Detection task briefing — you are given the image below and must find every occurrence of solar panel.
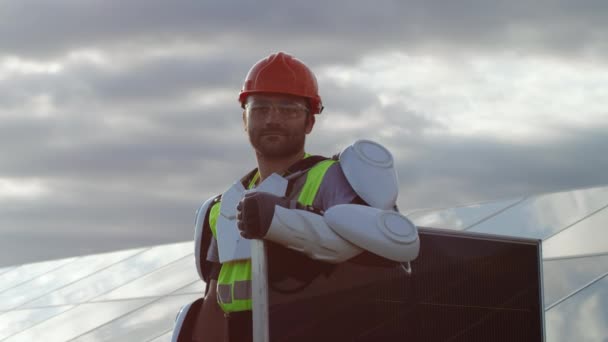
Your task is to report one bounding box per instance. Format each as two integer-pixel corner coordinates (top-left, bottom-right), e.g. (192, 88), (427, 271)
(265, 228), (544, 341)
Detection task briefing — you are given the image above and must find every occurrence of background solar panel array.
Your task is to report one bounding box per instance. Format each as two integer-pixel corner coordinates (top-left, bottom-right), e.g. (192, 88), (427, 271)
(1, 185), (607, 341)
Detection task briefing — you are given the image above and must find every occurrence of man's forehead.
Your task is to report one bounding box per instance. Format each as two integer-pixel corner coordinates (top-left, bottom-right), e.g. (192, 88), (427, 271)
(247, 93), (308, 104)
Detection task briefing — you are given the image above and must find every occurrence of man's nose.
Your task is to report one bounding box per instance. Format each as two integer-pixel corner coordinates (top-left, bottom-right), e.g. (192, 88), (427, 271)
(264, 106), (284, 123)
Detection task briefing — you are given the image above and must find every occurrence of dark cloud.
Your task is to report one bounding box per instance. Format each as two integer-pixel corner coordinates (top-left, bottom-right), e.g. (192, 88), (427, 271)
(2, 0), (607, 62)
(1, 0), (607, 266)
(392, 125), (608, 210)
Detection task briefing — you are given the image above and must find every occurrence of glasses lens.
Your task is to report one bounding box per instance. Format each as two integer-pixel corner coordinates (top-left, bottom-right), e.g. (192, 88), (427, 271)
(247, 102), (309, 120)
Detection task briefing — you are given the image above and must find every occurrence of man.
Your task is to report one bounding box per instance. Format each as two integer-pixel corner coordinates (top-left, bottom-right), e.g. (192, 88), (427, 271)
(173, 52), (419, 342)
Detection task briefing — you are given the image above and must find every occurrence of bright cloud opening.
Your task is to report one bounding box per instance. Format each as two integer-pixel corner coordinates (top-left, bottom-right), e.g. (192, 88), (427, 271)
(0, 178), (49, 200)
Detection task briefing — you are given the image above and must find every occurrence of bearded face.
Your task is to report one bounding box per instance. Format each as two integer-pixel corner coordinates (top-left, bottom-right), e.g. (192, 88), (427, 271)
(247, 119), (308, 159)
(244, 94), (314, 160)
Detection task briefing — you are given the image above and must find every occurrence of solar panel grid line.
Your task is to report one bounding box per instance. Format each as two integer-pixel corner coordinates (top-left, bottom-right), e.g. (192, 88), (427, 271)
(84, 294), (180, 304)
(22, 245), (195, 308)
(405, 196), (525, 217)
(85, 253), (194, 303)
(65, 292), (199, 341)
(0, 304), (82, 341)
(170, 279), (204, 295)
(144, 329), (172, 342)
(416, 301), (534, 313)
(0, 247), (195, 341)
(2, 298), (155, 342)
(543, 249), (608, 262)
(172, 279), (204, 295)
(0, 258), (78, 296)
(544, 271), (608, 311)
(462, 196), (530, 231)
(439, 291), (531, 342)
(0, 305), (77, 341)
(14, 247), (151, 310)
(540, 203), (608, 243)
(418, 227), (541, 245)
(0, 249), (162, 312)
(65, 297), (168, 341)
(1, 303), (70, 311)
(61, 278), (202, 341)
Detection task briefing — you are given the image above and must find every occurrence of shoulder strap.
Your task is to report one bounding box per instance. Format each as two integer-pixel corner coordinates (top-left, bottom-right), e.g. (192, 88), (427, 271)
(239, 168), (259, 189)
(199, 194), (222, 292)
(285, 155), (329, 175)
(236, 155), (331, 195)
(284, 155), (331, 197)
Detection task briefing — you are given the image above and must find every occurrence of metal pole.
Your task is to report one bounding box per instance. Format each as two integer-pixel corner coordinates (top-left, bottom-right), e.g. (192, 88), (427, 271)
(251, 239), (270, 342)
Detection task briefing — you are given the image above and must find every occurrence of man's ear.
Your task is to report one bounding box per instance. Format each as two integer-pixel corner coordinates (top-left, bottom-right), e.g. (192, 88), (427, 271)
(242, 111), (248, 131)
(305, 114), (315, 134)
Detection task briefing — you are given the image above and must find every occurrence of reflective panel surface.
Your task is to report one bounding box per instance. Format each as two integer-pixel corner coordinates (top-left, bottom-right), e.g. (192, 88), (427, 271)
(72, 293), (200, 342)
(0, 305), (73, 340)
(545, 275), (608, 342)
(0, 249), (140, 311)
(3, 298), (153, 342)
(94, 255), (198, 301)
(408, 198), (523, 230)
(542, 207), (608, 258)
(542, 253), (608, 308)
(467, 186), (608, 239)
(0, 266), (17, 277)
(267, 229), (543, 341)
(147, 330), (173, 342)
(23, 242), (193, 308)
(3, 186), (606, 341)
(173, 280), (205, 295)
(150, 331), (173, 342)
(0, 258), (76, 293)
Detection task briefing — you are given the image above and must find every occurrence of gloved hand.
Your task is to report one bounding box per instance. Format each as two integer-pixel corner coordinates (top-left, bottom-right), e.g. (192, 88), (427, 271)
(236, 191), (291, 239)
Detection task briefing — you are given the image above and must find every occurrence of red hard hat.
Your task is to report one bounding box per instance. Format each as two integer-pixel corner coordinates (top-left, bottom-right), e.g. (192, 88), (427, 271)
(239, 52), (323, 114)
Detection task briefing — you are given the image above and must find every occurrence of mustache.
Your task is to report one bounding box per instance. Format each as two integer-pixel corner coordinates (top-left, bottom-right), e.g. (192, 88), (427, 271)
(260, 129), (289, 136)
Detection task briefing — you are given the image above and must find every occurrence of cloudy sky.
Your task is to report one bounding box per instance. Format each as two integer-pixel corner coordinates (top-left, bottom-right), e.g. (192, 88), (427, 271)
(1, 0), (607, 266)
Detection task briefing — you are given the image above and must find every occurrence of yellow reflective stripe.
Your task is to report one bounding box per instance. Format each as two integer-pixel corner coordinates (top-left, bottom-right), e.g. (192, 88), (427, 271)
(208, 202), (221, 238)
(297, 159), (336, 206)
(248, 153), (310, 189)
(217, 260), (252, 312)
(248, 172), (259, 189)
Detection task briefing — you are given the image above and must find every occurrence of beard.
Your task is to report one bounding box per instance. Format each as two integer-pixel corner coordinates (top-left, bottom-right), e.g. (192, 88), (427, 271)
(248, 123), (307, 160)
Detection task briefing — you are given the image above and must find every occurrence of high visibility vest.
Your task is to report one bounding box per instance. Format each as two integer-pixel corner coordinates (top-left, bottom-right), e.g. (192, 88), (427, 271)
(208, 159), (336, 313)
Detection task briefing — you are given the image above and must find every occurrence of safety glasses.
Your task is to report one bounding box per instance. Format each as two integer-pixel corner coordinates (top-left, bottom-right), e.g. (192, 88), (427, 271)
(246, 100), (310, 121)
